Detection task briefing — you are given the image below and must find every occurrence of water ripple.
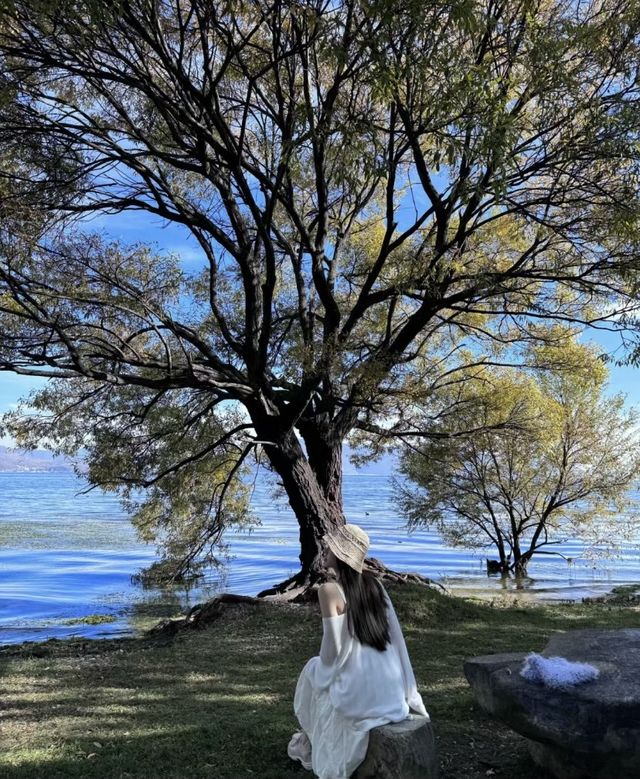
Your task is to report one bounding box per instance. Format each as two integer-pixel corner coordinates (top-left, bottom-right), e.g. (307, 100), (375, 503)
(0, 472), (639, 644)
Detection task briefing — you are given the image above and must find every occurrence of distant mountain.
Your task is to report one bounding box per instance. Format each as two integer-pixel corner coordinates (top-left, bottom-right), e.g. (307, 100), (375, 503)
(0, 442), (398, 476)
(0, 446), (79, 473)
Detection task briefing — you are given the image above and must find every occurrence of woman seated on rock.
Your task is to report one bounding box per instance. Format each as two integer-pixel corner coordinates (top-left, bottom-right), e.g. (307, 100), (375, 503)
(288, 523), (429, 779)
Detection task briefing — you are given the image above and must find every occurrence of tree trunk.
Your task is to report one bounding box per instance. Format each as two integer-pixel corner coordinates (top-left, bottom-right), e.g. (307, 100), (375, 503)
(299, 417), (343, 514)
(252, 420), (344, 598)
(251, 413), (437, 601)
(513, 555), (529, 576)
(497, 534), (509, 571)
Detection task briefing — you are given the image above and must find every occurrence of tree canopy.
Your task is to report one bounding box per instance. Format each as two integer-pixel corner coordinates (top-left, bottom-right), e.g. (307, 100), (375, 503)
(1, 0), (640, 592)
(394, 333), (640, 574)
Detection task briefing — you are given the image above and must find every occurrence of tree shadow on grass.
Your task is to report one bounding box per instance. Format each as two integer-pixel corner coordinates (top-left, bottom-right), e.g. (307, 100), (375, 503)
(0, 605), (317, 779)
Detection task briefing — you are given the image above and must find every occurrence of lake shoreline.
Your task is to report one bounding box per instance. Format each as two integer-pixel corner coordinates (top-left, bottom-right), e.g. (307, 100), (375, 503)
(2, 581), (640, 656)
(3, 573), (638, 649)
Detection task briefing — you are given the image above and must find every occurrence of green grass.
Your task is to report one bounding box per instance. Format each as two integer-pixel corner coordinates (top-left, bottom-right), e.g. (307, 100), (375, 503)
(1, 585), (638, 779)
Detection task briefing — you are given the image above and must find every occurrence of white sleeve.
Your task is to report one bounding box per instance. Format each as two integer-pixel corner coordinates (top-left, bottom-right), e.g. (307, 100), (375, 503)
(383, 588), (429, 719)
(319, 615), (344, 666)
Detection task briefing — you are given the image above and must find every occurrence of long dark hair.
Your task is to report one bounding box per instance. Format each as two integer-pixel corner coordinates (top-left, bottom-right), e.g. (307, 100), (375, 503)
(334, 557), (391, 651)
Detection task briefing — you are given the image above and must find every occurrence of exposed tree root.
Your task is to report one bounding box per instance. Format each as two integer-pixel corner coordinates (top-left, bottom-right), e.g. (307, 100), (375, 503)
(257, 556), (446, 603)
(147, 593), (268, 637)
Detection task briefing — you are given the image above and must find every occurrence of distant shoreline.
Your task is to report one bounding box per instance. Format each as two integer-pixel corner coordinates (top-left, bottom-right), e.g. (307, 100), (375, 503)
(0, 468), (75, 473)
(0, 443), (399, 476)
(0, 467), (393, 476)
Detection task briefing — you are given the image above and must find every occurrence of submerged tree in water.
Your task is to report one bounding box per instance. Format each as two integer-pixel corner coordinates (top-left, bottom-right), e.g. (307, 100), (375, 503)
(1, 1), (640, 594)
(394, 334), (640, 575)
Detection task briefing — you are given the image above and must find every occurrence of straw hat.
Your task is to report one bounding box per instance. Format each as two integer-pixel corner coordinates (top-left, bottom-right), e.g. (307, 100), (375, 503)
(325, 523), (370, 574)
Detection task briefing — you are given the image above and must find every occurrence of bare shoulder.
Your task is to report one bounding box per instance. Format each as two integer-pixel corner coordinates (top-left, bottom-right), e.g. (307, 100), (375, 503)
(317, 581), (346, 617)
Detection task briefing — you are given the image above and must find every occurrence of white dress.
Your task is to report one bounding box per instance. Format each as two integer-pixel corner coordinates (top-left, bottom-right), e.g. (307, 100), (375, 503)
(293, 582), (429, 779)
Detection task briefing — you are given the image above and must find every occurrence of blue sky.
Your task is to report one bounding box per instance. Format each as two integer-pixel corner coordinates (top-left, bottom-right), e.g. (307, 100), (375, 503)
(1, 211), (638, 444)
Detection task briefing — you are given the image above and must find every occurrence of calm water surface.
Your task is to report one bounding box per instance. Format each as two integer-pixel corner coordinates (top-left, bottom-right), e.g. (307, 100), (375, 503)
(1, 472), (639, 645)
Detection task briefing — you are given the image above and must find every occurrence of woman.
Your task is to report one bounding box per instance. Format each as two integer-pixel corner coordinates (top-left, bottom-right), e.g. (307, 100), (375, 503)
(287, 523), (429, 779)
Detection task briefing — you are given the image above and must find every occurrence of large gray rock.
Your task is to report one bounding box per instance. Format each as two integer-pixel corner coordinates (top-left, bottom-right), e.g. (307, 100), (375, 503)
(352, 715), (439, 779)
(464, 629), (640, 779)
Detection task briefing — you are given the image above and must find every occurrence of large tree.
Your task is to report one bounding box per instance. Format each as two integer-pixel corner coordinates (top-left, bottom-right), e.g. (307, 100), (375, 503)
(1, 0), (640, 595)
(393, 335), (640, 575)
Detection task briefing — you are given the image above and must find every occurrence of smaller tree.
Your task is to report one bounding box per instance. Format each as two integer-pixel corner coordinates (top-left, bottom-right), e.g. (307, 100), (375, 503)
(394, 338), (640, 575)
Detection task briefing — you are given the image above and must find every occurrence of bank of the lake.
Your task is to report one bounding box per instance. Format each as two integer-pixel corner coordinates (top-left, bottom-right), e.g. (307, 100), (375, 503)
(2, 472), (640, 645)
(1, 583), (639, 779)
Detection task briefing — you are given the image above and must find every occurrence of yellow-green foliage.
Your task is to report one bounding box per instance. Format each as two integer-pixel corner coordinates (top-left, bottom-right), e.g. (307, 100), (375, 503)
(396, 332), (640, 566)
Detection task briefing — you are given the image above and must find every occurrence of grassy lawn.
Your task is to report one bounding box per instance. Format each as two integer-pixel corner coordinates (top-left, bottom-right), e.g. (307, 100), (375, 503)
(1, 584), (639, 779)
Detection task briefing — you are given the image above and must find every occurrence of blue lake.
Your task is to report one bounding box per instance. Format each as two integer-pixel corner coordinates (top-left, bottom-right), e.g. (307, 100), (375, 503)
(1, 472), (639, 645)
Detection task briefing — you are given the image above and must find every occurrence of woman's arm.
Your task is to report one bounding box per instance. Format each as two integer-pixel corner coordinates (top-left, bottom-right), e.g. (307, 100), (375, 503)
(318, 582), (346, 665)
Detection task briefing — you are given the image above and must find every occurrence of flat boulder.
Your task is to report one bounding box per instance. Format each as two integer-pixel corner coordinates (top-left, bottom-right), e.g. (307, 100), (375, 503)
(464, 629), (640, 779)
(352, 715), (439, 779)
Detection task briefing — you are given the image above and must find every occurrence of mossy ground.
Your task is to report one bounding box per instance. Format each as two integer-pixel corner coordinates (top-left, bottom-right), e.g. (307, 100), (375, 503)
(61, 614), (118, 626)
(1, 584), (638, 779)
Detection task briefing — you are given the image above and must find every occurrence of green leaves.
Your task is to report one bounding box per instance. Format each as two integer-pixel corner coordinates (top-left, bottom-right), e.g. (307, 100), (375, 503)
(395, 330), (640, 570)
(4, 377), (258, 579)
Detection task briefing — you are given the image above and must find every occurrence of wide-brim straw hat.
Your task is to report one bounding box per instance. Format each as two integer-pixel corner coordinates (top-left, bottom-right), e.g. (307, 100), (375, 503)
(325, 523), (370, 574)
